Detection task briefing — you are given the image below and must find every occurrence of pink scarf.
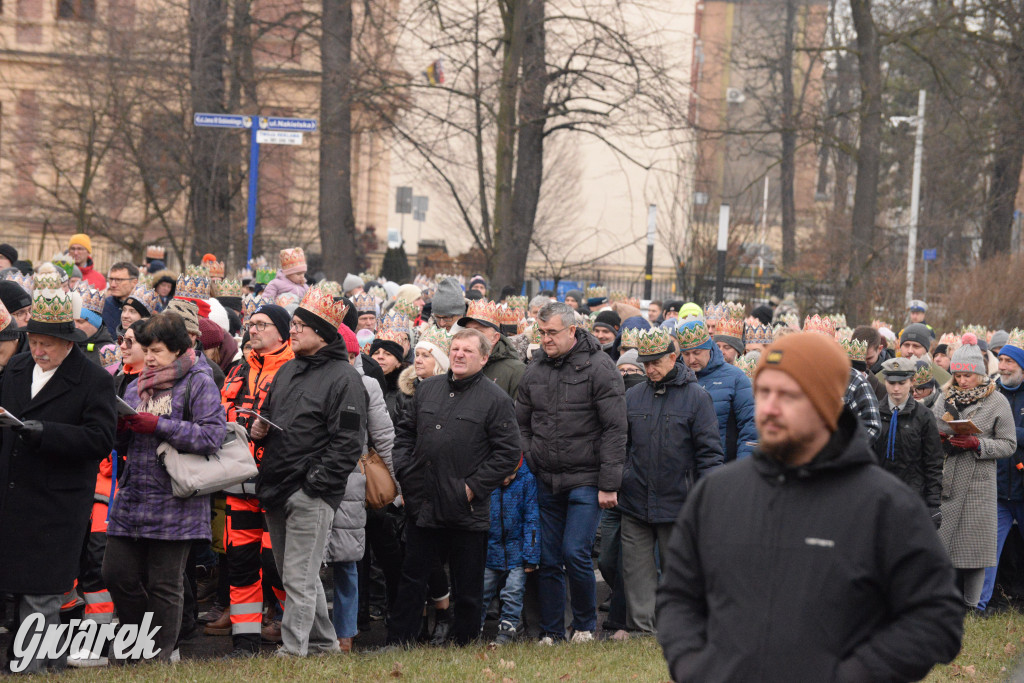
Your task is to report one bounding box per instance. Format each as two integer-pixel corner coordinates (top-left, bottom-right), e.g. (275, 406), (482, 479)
(137, 348), (196, 403)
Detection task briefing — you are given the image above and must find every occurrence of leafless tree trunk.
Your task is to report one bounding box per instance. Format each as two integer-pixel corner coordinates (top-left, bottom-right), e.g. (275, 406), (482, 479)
(981, 40), (1024, 259)
(779, 0), (798, 272)
(318, 0), (359, 278)
(846, 0), (882, 322)
(189, 0), (232, 262)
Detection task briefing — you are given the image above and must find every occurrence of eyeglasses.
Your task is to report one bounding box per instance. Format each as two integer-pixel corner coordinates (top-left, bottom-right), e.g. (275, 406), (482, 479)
(434, 314), (459, 323)
(620, 368), (644, 375)
(108, 277), (137, 284)
(117, 336), (134, 348)
(245, 321), (272, 332)
(538, 326), (571, 339)
(289, 320), (308, 332)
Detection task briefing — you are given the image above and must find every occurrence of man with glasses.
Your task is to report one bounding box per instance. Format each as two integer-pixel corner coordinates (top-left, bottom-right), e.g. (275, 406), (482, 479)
(251, 287), (366, 657)
(429, 277), (467, 332)
(516, 302), (627, 644)
(217, 303), (293, 656)
(67, 233), (106, 290)
(100, 262), (139, 337)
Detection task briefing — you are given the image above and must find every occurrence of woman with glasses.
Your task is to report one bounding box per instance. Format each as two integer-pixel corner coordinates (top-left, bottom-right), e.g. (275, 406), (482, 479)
(115, 320), (148, 398)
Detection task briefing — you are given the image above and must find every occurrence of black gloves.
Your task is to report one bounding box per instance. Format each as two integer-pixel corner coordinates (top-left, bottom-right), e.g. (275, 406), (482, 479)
(13, 420), (43, 449)
(929, 507), (942, 529)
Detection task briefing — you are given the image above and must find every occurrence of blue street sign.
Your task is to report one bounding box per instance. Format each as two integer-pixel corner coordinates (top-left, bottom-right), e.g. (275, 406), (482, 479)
(922, 248), (937, 261)
(194, 113), (251, 129)
(261, 116), (318, 132)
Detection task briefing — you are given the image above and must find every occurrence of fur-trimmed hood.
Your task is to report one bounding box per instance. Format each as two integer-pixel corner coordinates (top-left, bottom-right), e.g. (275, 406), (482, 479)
(398, 364), (419, 397)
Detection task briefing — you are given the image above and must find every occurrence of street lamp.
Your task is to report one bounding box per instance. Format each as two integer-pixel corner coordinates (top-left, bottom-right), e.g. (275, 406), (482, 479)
(890, 90), (926, 308)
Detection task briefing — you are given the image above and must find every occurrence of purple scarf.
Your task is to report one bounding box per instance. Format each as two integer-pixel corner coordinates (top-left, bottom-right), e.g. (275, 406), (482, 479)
(137, 348), (197, 403)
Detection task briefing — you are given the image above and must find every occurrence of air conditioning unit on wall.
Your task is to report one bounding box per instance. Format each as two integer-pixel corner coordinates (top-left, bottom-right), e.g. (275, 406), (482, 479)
(726, 87), (746, 104)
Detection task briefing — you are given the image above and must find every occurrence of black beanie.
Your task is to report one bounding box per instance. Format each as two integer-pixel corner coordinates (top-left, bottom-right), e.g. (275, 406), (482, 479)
(294, 307), (340, 344)
(594, 310), (621, 330)
(0, 244), (17, 264)
(252, 303), (291, 342)
(341, 298), (359, 332)
(750, 305), (773, 326)
(370, 339), (405, 366)
(0, 280), (32, 313)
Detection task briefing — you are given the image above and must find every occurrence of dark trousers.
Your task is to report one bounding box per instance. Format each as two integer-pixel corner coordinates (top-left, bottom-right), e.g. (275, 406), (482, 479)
(597, 509), (628, 630)
(102, 536), (191, 662)
(386, 524), (487, 646)
(358, 507), (404, 616)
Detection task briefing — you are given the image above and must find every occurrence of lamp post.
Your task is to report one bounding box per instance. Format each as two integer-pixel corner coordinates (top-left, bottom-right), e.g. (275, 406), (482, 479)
(891, 90), (926, 308)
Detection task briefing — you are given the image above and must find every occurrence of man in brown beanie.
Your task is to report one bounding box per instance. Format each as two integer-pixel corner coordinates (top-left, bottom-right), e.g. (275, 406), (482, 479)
(656, 332), (964, 682)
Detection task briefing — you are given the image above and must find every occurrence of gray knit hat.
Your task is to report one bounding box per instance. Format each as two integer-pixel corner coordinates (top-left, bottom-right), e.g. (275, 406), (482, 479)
(616, 348), (645, 374)
(342, 273), (364, 294)
(899, 323), (932, 349)
(431, 277), (467, 318)
(989, 329), (1009, 352)
(949, 334), (986, 376)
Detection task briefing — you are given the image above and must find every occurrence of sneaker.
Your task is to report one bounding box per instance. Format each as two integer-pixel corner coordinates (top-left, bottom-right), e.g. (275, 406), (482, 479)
(169, 649), (181, 664)
(570, 630), (594, 643)
(67, 648), (109, 668)
(538, 635), (557, 646)
(491, 622), (517, 647)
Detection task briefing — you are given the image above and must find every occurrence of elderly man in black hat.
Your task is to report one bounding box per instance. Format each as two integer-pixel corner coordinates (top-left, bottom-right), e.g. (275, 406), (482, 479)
(0, 280), (32, 355)
(0, 274), (117, 674)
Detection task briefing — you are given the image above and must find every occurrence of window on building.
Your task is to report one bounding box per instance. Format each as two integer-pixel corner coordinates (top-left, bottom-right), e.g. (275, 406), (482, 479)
(57, 0), (95, 20)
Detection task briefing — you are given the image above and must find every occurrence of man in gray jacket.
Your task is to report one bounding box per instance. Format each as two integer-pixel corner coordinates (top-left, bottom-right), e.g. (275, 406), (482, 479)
(516, 302), (627, 644)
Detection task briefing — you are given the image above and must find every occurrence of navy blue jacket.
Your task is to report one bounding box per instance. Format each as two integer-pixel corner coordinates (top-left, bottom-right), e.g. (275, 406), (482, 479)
(486, 461), (540, 571)
(695, 344), (758, 461)
(995, 379), (1024, 501)
(102, 295), (123, 338)
(620, 363), (724, 524)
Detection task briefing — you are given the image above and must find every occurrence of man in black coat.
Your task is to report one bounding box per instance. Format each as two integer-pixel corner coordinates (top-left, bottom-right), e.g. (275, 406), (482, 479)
(656, 332), (963, 682)
(387, 328), (521, 646)
(0, 284), (116, 674)
(874, 357), (944, 526)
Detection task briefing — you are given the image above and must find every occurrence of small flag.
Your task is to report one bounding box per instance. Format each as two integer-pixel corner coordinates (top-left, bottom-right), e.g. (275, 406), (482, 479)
(424, 59), (445, 86)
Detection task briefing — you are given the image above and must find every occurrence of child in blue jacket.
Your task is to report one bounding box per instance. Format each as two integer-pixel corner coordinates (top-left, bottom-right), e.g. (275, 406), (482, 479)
(481, 458), (539, 645)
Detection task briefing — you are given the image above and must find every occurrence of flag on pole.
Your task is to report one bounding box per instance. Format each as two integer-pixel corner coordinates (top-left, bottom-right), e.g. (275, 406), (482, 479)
(424, 59), (445, 86)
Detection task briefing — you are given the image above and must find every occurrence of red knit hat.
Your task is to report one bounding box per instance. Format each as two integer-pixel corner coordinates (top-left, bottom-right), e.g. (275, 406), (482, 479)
(198, 317), (224, 350)
(338, 323), (359, 354)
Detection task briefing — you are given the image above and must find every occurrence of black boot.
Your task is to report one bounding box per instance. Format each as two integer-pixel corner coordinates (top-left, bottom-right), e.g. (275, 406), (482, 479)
(430, 608), (453, 646)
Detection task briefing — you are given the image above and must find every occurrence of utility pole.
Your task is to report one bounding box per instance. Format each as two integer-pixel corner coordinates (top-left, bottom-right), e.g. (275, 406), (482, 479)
(644, 205), (656, 300)
(715, 204), (730, 301)
(903, 90), (926, 307)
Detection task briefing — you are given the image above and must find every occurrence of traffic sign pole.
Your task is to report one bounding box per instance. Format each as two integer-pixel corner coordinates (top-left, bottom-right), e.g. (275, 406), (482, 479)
(246, 124), (260, 263)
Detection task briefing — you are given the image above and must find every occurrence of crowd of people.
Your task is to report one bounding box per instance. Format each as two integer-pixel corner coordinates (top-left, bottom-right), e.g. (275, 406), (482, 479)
(0, 235), (1021, 679)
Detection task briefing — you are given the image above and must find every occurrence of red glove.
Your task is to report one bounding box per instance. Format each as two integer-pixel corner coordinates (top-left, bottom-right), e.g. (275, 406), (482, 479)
(949, 435), (980, 451)
(123, 412), (160, 434)
(116, 416), (131, 432)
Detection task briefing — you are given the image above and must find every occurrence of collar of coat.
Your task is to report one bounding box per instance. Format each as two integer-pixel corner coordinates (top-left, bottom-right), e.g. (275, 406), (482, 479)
(447, 369), (485, 391)
(752, 408), (874, 482)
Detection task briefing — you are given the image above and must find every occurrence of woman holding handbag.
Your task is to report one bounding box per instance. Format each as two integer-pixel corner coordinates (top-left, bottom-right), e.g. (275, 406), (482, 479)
(102, 312), (226, 662)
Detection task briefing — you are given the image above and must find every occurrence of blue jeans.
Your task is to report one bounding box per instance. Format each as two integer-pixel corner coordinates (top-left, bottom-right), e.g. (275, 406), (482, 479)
(536, 482), (602, 637)
(331, 561), (359, 639)
(978, 499), (1024, 611)
(481, 566), (528, 631)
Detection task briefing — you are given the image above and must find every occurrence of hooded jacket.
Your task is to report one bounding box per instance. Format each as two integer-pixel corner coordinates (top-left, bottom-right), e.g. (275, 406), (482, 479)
(620, 363), (724, 524)
(656, 408), (963, 683)
(516, 329), (627, 493)
(484, 334), (526, 399)
(256, 339), (368, 510)
(995, 378), (1024, 501)
(486, 461), (541, 571)
(694, 343), (757, 461)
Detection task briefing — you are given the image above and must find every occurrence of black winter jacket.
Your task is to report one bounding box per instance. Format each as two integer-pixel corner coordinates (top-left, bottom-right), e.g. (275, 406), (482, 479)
(873, 397), (945, 509)
(257, 339), (368, 510)
(516, 329), (627, 493)
(393, 370), (521, 531)
(656, 408), (963, 683)
(620, 364), (724, 524)
(995, 379), (1024, 501)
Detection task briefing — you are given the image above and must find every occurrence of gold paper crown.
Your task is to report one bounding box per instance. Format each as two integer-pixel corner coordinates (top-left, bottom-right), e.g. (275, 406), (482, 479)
(30, 288), (75, 324)
(298, 285), (345, 328)
(145, 245), (165, 260)
(99, 343), (121, 368)
(393, 298), (420, 320)
(585, 285), (607, 300)
(1005, 328), (1024, 352)
(417, 325), (452, 356)
(275, 292), (301, 308)
(498, 304), (524, 326)
(317, 280), (342, 297)
(715, 316), (744, 339)
(735, 354), (758, 379)
(704, 301), (744, 323)
(937, 332), (960, 353)
(744, 323), (773, 346)
(608, 291), (628, 303)
(835, 327), (854, 341)
(960, 325), (988, 341)
(256, 267), (276, 285)
(676, 319), (712, 350)
(367, 286), (387, 303)
(636, 328), (672, 357)
(33, 271), (64, 292)
(778, 312), (801, 330)
(280, 247), (306, 271)
(5, 272), (33, 295)
(505, 295), (528, 311)
(359, 272), (378, 285)
(75, 283), (105, 315)
(176, 265), (211, 300)
(826, 313), (847, 330)
(579, 313), (594, 333)
(123, 285), (159, 315)
(913, 362), (933, 386)
(620, 327), (641, 351)
(803, 314), (837, 338)
(517, 317), (530, 336)
(241, 293), (262, 323)
(839, 337), (868, 363)
(623, 297), (642, 310)
(464, 299), (500, 327)
(377, 310), (411, 343)
(0, 300), (10, 330)
(526, 323), (542, 345)
(353, 293), (377, 314)
(772, 323), (797, 340)
(212, 278), (244, 298)
(206, 260), (225, 279)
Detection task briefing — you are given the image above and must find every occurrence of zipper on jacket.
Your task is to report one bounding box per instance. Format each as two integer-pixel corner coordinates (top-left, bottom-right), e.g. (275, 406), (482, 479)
(758, 476), (785, 680)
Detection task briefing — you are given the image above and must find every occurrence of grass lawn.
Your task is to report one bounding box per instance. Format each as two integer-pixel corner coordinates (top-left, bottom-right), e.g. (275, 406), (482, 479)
(36, 611), (1024, 682)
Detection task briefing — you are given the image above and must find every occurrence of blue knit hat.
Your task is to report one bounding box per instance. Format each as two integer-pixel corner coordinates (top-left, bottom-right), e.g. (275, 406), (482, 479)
(998, 333), (1024, 371)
